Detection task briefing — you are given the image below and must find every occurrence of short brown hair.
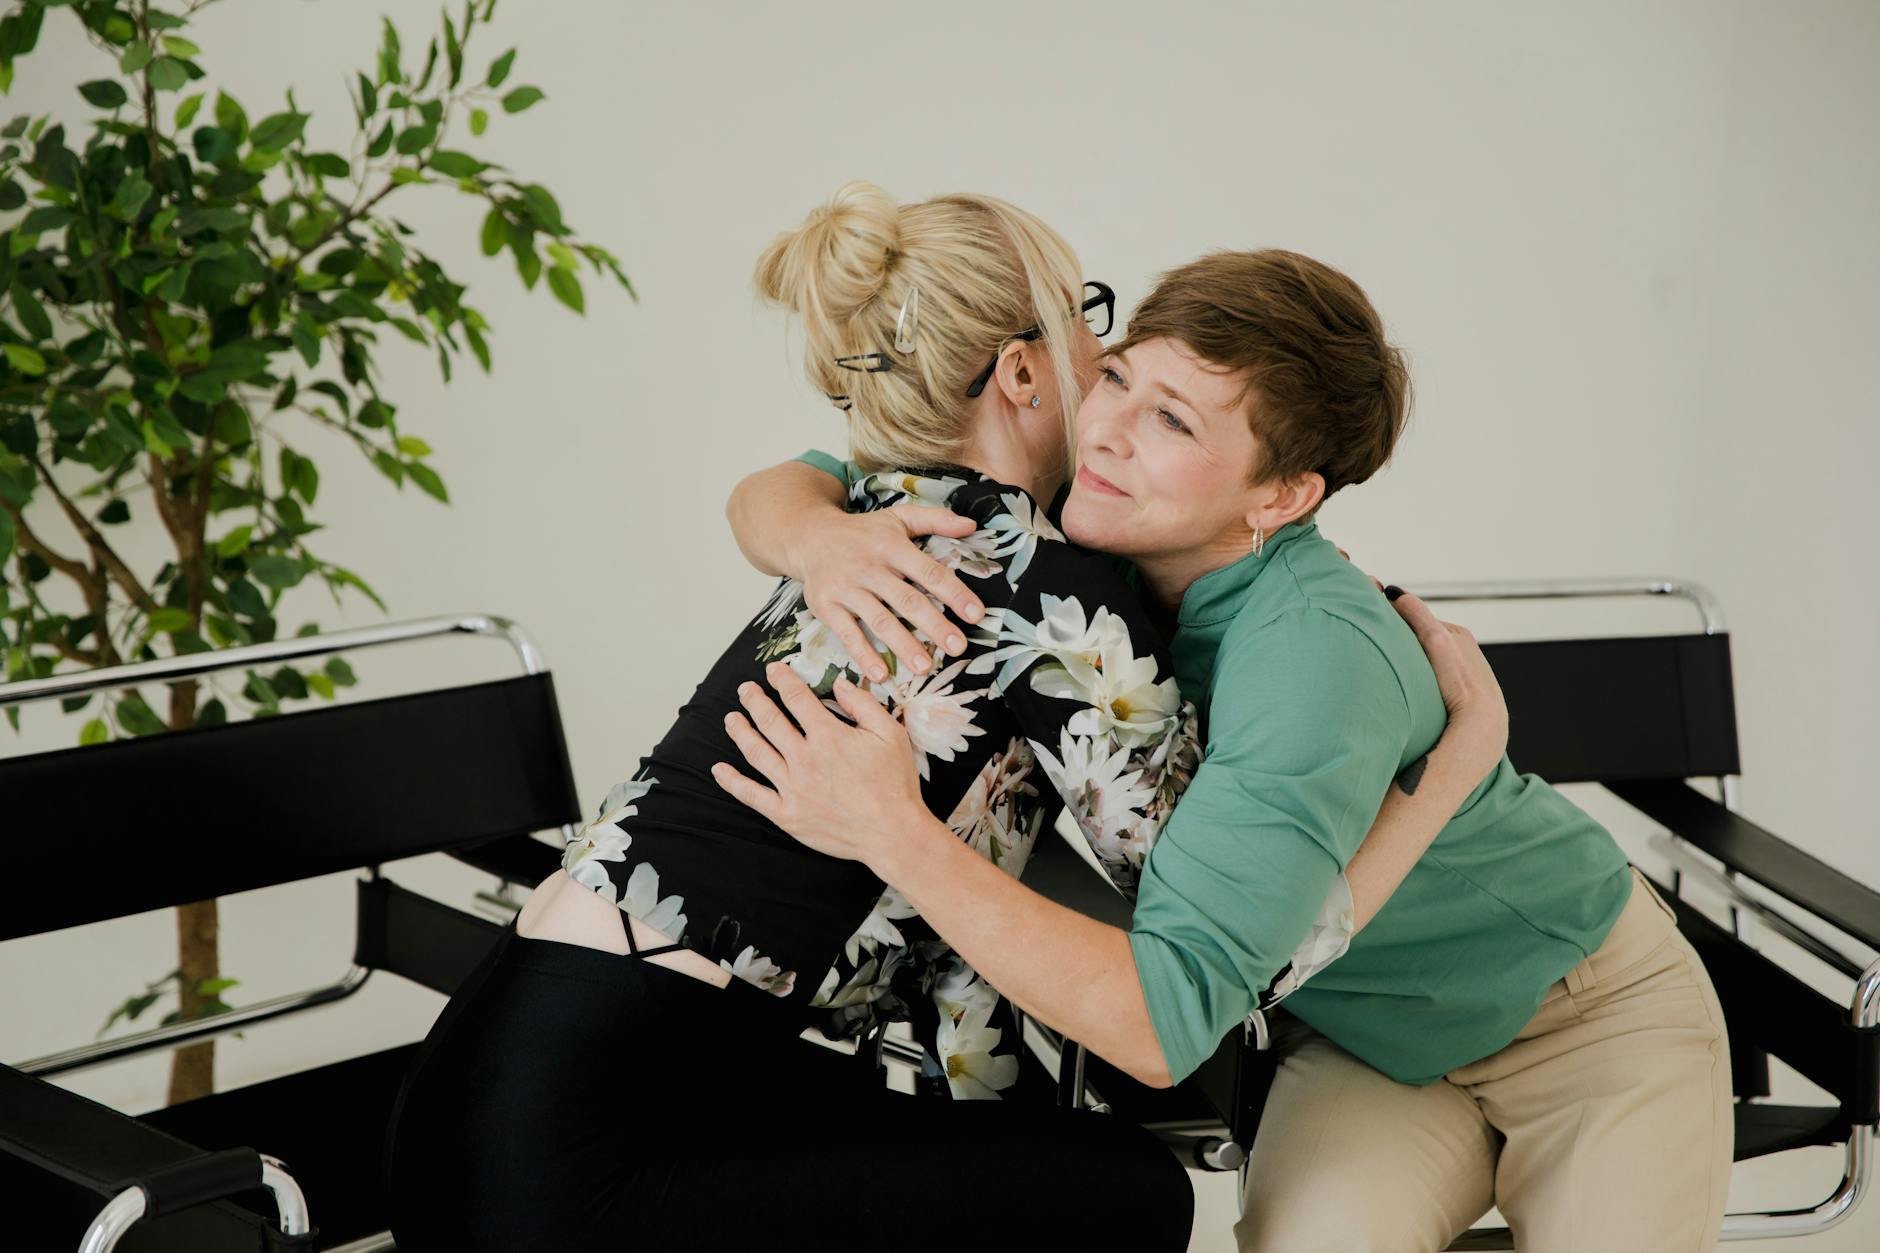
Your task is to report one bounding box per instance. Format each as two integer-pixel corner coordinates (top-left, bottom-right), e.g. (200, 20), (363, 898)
(1112, 250), (1410, 503)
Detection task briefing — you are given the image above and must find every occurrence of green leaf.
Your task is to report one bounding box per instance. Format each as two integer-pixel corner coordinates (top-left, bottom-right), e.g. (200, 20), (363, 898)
(371, 450), (404, 485)
(328, 565), (387, 611)
(172, 92), (203, 129)
(161, 35), (201, 59)
(427, 149), (483, 178)
(468, 106), (487, 136)
(195, 976), (238, 997)
(80, 717), (108, 746)
(292, 456), (318, 504)
(78, 79), (128, 108)
(500, 85), (543, 114)
(226, 577), (267, 619)
(0, 178), (23, 211)
(120, 40), (153, 74)
(325, 656), (358, 687)
(366, 120), (393, 158)
(146, 56), (188, 92)
(141, 417), (174, 457)
(248, 554), (309, 590)
(394, 122), (436, 155)
(98, 498), (130, 524)
(546, 266), (584, 314)
(11, 284), (51, 339)
(107, 173), (152, 219)
(478, 206), (505, 256)
(305, 671), (335, 700)
(248, 111), (307, 152)
(147, 607), (194, 633)
(198, 697), (228, 727)
(357, 71), (377, 118)
(116, 694), (167, 736)
(407, 461), (448, 502)
(216, 525), (253, 557)
(486, 47), (515, 88)
(20, 205), (74, 234)
(305, 151), (349, 178)
(0, 505), (12, 564)
(2, 343), (45, 375)
(213, 90), (247, 140)
(396, 435), (432, 457)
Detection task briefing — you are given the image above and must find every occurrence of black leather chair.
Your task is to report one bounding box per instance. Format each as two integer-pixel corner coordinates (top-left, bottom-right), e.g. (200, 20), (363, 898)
(1, 615), (576, 1252)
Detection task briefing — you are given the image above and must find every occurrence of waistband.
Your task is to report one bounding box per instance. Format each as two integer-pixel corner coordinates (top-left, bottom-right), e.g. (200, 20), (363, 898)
(1562, 865), (1681, 996)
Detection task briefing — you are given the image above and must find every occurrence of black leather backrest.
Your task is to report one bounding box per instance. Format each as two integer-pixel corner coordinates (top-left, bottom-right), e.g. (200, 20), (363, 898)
(0, 673), (580, 941)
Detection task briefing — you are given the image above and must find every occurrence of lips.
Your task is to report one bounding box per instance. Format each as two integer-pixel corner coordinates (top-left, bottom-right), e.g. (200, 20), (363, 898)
(1077, 465), (1128, 497)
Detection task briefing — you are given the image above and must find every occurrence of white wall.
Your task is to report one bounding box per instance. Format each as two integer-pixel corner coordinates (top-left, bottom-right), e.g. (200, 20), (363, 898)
(6, 2), (1877, 1248)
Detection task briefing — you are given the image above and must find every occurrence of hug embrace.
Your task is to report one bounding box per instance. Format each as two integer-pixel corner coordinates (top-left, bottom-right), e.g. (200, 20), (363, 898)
(383, 182), (1733, 1252)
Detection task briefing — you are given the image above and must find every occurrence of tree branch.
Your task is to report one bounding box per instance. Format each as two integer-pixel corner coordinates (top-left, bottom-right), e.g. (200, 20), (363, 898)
(29, 455), (159, 612)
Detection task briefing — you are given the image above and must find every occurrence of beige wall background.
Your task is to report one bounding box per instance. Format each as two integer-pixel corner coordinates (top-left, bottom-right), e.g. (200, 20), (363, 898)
(5, 2), (1877, 1248)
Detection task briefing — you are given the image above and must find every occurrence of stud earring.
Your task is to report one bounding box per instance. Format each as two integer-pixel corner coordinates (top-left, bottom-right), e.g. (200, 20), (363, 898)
(1029, 395), (1042, 409)
(1253, 525), (1266, 558)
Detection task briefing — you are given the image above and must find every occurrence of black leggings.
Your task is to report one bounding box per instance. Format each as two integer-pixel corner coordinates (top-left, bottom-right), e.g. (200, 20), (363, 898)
(383, 923), (1194, 1252)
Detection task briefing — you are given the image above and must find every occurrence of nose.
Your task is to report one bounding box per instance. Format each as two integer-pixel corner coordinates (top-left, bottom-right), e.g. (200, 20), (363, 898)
(1080, 389), (1131, 463)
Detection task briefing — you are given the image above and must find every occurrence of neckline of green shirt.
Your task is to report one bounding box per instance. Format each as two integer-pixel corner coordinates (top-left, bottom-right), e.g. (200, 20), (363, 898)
(1175, 515), (1319, 628)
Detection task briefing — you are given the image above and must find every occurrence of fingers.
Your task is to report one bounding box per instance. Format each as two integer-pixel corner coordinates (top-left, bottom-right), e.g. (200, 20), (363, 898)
(764, 662), (840, 733)
(830, 676), (904, 741)
(855, 596), (935, 676)
(722, 710), (788, 785)
(891, 504), (978, 540)
(809, 597), (892, 683)
(1336, 546), (1351, 562)
(890, 545), (985, 630)
(1387, 590), (1446, 648)
(709, 762), (782, 822)
(737, 679), (805, 759)
(873, 573), (966, 659)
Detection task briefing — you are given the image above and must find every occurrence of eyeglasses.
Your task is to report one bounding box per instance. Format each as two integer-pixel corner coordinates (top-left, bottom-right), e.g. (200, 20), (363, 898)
(963, 280), (1116, 399)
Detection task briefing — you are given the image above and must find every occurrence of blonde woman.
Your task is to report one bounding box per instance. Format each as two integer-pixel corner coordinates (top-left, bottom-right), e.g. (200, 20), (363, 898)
(383, 184), (1506, 1252)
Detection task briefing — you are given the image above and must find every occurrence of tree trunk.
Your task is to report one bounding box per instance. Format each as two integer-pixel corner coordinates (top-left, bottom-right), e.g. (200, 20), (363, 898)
(165, 673), (217, 1105)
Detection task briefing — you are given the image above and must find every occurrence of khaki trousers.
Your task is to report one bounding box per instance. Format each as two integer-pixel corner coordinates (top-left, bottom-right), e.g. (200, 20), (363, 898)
(1235, 867), (1734, 1253)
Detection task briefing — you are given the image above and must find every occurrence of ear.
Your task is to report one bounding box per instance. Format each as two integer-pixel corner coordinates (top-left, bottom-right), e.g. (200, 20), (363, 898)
(1246, 470), (1326, 534)
(990, 340), (1041, 411)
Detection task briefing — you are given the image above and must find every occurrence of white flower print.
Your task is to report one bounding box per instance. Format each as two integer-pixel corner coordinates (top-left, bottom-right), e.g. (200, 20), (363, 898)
(1032, 728), (1160, 883)
(783, 608), (873, 690)
(1260, 874), (1356, 1006)
(924, 528), (1005, 580)
(932, 956), (1000, 1024)
(843, 887), (918, 965)
(754, 577), (804, 632)
(561, 773), (657, 902)
(812, 955), (884, 1009)
(946, 737), (1042, 872)
(620, 861), (688, 941)
(984, 491), (1066, 587)
(971, 593), (1130, 693)
(869, 656), (988, 780)
(1027, 613), (1183, 747)
(853, 471), (970, 508)
(935, 1003), (1021, 1100)
(719, 945), (798, 998)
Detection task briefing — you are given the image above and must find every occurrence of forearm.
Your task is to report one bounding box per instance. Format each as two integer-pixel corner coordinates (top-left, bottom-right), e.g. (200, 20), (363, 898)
(879, 817), (1172, 1088)
(725, 461), (845, 577)
(1345, 732), (1499, 930)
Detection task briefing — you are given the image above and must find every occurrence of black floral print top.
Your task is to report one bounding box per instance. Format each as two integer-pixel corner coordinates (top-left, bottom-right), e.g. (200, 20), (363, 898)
(562, 466), (1354, 1098)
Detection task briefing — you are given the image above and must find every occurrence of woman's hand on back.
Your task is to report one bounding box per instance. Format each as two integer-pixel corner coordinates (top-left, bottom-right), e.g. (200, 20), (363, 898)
(1387, 588), (1510, 784)
(790, 505), (986, 683)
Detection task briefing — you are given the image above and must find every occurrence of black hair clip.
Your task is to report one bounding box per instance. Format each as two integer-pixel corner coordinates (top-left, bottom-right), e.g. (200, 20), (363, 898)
(834, 352), (894, 373)
(825, 393), (854, 411)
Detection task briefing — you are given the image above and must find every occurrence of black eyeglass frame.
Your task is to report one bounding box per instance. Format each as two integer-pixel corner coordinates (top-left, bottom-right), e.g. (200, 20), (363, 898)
(963, 280), (1115, 399)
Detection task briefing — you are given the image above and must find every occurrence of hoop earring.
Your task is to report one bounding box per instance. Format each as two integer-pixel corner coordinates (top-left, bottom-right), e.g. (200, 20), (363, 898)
(1029, 395), (1042, 409)
(1253, 525), (1266, 558)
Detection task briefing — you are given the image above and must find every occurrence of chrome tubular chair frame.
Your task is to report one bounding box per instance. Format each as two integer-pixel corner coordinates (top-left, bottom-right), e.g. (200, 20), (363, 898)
(77, 1154), (309, 1253)
(2, 613), (577, 1079)
(1402, 578), (1875, 1247)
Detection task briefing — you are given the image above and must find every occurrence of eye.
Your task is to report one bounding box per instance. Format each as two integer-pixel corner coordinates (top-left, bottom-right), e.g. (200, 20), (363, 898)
(1158, 408), (1189, 434)
(1099, 364), (1126, 387)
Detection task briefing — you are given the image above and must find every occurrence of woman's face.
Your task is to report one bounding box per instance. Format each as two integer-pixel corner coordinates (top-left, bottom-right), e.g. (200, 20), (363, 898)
(1060, 335), (1263, 560)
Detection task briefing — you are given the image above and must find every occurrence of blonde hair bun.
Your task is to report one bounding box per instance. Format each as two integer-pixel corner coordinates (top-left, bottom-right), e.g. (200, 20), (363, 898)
(754, 180), (902, 333)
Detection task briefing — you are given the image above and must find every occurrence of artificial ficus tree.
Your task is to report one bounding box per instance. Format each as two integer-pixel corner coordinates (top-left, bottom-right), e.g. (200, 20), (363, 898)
(0, 0), (630, 1103)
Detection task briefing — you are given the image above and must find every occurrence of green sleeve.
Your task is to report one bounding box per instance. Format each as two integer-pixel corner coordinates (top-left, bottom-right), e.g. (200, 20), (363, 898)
(794, 448), (858, 490)
(1127, 607), (1411, 1083)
